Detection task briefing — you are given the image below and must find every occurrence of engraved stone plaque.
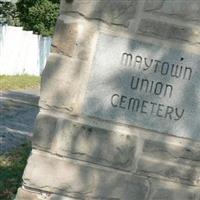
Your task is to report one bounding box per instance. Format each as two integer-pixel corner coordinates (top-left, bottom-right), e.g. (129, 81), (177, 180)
(83, 33), (200, 140)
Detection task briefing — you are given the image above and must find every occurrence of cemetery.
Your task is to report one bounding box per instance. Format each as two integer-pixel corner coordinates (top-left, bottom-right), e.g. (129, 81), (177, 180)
(1, 0), (200, 199)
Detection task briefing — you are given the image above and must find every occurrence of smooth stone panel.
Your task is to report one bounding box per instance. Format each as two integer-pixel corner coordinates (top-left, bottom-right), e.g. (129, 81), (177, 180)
(83, 33), (200, 140)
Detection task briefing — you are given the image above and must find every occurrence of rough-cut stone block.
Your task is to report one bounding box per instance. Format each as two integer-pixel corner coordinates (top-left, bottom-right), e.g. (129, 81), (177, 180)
(138, 19), (200, 44)
(137, 156), (200, 186)
(140, 139), (200, 186)
(52, 20), (80, 57)
(15, 188), (37, 200)
(144, 0), (200, 23)
(143, 0), (164, 12)
(52, 19), (96, 61)
(23, 150), (149, 199)
(149, 179), (199, 200)
(15, 188), (76, 200)
(60, 0), (138, 26)
(33, 113), (137, 171)
(143, 139), (200, 162)
(32, 113), (57, 150)
(39, 53), (89, 113)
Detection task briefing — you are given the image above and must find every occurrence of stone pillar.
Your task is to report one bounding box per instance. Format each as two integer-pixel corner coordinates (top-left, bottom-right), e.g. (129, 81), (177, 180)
(16, 0), (200, 199)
